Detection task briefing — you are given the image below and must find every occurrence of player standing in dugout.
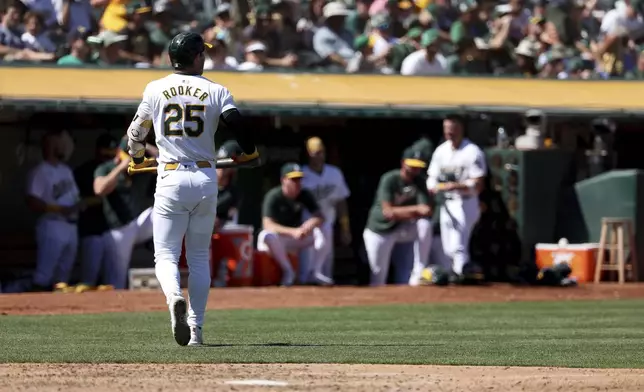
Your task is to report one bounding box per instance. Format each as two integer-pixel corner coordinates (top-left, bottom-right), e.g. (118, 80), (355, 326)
(363, 149), (434, 286)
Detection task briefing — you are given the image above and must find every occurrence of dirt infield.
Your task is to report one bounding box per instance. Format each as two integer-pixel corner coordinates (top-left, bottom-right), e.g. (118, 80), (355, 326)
(3, 284), (644, 391)
(2, 283), (644, 315)
(2, 363), (644, 392)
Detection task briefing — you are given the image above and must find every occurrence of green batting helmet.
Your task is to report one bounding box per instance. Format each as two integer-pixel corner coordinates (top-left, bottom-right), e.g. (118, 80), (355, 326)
(168, 32), (212, 70)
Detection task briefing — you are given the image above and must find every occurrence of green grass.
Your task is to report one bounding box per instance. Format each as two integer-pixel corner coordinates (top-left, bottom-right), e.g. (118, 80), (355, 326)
(2, 299), (644, 367)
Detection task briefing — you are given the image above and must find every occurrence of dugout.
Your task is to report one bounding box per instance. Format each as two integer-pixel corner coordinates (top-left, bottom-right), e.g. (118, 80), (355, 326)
(2, 68), (644, 286)
(1, 106), (644, 287)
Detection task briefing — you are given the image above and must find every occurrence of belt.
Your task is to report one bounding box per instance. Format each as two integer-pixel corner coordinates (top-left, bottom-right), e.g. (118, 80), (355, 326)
(164, 161), (212, 171)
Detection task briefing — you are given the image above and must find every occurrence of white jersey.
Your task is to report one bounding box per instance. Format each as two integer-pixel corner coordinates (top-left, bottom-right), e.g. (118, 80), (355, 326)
(301, 164), (350, 224)
(427, 138), (487, 200)
(26, 161), (80, 220)
(131, 73), (236, 163)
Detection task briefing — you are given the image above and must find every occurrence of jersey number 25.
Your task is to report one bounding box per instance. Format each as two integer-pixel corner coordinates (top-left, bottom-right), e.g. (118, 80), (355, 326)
(163, 103), (205, 138)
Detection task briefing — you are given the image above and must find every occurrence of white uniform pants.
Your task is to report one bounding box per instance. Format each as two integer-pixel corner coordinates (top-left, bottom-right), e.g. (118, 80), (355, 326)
(409, 217), (433, 286)
(294, 222), (334, 283)
(363, 222), (417, 286)
(440, 197), (480, 275)
(34, 219), (78, 287)
(257, 227), (325, 282)
(104, 207), (154, 289)
(153, 163), (218, 328)
(79, 231), (117, 286)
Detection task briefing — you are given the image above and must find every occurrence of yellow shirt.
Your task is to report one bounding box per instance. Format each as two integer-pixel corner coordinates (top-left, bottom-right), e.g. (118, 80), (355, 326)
(101, 0), (131, 32)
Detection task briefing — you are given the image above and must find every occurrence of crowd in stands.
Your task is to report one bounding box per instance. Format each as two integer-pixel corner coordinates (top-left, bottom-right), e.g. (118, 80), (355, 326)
(1, 0), (644, 78)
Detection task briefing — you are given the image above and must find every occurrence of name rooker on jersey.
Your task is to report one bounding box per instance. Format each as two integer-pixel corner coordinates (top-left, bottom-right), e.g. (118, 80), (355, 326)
(161, 85), (209, 102)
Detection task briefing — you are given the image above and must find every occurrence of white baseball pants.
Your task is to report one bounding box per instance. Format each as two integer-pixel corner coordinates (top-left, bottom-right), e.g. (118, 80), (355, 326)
(363, 222), (417, 286)
(293, 222), (334, 283)
(153, 164), (218, 328)
(104, 207), (154, 289)
(408, 217), (433, 286)
(440, 197), (480, 275)
(33, 219), (77, 288)
(257, 227), (326, 282)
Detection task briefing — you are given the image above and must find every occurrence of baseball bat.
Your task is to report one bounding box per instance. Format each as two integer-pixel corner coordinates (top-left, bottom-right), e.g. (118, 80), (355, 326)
(127, 157), (262, 175)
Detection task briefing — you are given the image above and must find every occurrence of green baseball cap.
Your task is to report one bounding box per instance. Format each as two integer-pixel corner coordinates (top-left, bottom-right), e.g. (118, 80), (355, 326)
(421, 29), (439, 47)
(354, 35), (370, 50)
(281, 163), (305, 179)
(402, 148), (428, 168)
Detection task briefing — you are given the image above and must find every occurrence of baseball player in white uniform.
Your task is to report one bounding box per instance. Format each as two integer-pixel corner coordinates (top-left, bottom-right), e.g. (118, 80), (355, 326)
(26, 130), (84, 292)
(126, 32), (259, 347)
(426, 114), (486, 277)
(300, 137), (351, 285)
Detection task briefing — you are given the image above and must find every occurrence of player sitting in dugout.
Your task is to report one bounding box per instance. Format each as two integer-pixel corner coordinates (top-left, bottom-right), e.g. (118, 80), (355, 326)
(363, 149), (434, 286)
(257, 163), (327, 287)
(213, 140), (242, 232)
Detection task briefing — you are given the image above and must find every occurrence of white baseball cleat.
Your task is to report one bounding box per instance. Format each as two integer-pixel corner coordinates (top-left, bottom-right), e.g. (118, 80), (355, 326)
(188, 326), (203, 346)
(313, 273), (334, 286)
(169, 295), (190, 346)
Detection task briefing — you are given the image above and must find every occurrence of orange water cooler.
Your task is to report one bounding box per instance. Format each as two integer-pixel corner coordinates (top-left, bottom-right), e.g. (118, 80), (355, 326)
(252, 251), (299, 286)
(535, 242), (599, 283)
(179, 224), (255, 287)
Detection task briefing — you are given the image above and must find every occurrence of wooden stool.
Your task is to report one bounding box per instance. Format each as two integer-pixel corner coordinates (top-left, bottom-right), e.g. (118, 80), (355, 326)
(594, 218), (638, 284)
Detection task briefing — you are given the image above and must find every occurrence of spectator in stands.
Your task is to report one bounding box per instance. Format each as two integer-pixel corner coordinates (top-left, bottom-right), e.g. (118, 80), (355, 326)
(345, 0), (371, 36)
(88, 29), (128, 65)
(626, 48), (644, 78)
(368, 12), (396, 60)
(21, 11), (56, 58)
(119, 3), (153, 66)
(153, 0), (195, 29)
(98, 0), (131, 33)
(242, 3), (298, 69)
(3, 0), (644, 78)
(297, 0), (326, 48)
(20, 0), (58, 28)
(386, 26), (421, 72)
(148, 3), (179, 63)
(346, 34), (379, 73)
(509, 39), (539, 76)
(0, 2), (29, 60)
(204, 36), (237, 70)
(54, 0), (94, 39)
(313, 1), (355, 70)
(237, 40), (266, 71)
(204, 2), (235, 44)
(56, 26), (91, 64)
(450, 0), (488, 46)
(400, 29), (447, 75)
(446, 36), (492, 75)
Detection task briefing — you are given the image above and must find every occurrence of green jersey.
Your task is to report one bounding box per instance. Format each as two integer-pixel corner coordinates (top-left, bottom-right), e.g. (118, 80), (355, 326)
(217, 183), (239, 221)
(94, 161), (150, 229)
(262, 186), (320, 228)
(366, 169), (431, 234)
